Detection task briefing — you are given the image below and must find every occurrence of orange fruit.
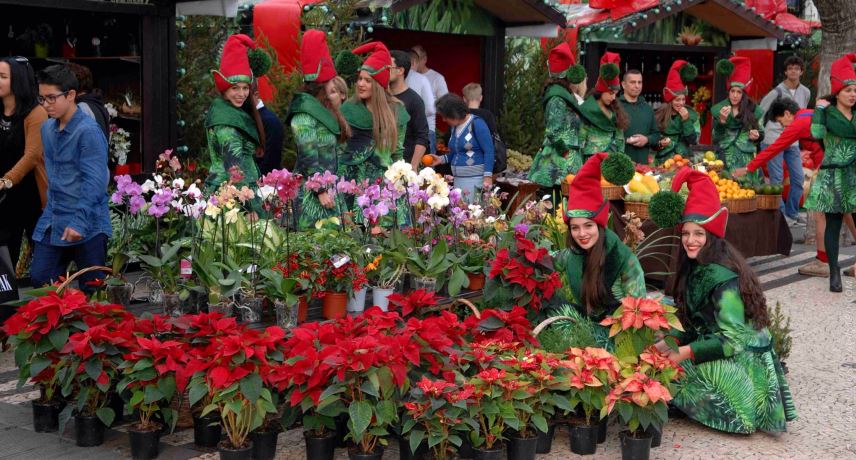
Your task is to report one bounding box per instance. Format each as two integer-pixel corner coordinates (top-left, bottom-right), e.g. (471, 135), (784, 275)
(674, 154), (683, 161)
(565, 174), (575, 184)
(422, 155), (433, 166)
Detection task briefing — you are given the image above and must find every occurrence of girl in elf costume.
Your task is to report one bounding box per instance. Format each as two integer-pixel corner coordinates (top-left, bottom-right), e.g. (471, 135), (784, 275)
(551, 152), (643, 346)
(805, 53), (856, 292)
(648, 168), (796, 434)
(654, 60), (701, 165)
(528, 42), (587, 191)
(205, 34), (271, 204)
(340, 42), (409, 189)
(578, 52), (629, 160)
(711, 56), (764, 180)
(287, 30), (352, 230)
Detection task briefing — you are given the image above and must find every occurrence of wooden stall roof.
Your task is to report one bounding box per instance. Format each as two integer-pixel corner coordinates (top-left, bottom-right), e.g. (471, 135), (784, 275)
(387, 0), (567, 26)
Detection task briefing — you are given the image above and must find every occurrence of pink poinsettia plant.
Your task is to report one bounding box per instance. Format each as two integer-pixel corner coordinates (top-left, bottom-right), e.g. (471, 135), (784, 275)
(600, 296), (683, 357)
(562, 347), (621, 425)
(402, 376), (475, 460)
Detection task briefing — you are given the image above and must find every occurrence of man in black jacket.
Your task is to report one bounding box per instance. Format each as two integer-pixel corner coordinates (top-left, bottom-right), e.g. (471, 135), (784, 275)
(389, 50), (430, 169)
(253, 86), (284, 175)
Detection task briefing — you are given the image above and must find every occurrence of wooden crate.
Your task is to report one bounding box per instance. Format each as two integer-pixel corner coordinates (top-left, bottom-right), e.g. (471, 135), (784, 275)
(624, 201), (650, 220)
(756, 194), (779, 210)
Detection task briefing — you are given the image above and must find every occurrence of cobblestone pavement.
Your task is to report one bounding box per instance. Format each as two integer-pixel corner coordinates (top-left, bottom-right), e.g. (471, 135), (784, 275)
(0, 243), (853, 459)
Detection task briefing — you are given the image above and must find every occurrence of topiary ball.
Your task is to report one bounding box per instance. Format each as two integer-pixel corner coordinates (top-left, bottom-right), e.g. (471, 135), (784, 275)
(716, 59), (734, 77)
(680, 63), (698, 83)
(600, 62), (619, 81)
(648, 191), (685, 229)
(567, 64), (586, 84)
(335, 50), (362, 79)
(248, 48), (273, 78)
(601, 153), (635, 186)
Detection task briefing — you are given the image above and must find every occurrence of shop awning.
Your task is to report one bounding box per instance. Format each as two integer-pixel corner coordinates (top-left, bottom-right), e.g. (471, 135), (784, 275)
(387, 0), (567, 27)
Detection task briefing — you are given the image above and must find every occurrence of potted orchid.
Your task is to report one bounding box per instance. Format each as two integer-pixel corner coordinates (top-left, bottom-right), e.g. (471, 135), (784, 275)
(364, 245), (405, 311)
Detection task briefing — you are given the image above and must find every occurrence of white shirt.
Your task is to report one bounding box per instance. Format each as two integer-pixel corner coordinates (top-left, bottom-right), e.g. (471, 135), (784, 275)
(422, 68), (449, 102)
(406, 71), (437, 132)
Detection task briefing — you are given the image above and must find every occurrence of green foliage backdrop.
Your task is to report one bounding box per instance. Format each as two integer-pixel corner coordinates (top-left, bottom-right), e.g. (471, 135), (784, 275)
(499, 37), (551, 156)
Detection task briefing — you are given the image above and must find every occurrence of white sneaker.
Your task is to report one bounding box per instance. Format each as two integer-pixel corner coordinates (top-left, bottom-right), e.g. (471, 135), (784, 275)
(785, 216), (798, 227)
(798, 259), (829, 277)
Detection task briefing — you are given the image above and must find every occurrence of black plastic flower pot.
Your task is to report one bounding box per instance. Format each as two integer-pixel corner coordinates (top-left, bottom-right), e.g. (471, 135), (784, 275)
(348, 446), (384, 460)
(129, 426), (161, 460)
(535, 424), (556, 454)
(507, 434), (537, 460)
(458, 436), (474, 458)
(596, 417), (608, 444)
(619, 430), (652, 460)
(304, 431), (336, 460)
(250, 430), (278, 460)
(398, 434), (427, 460)
(218, 441), (253, 460)
(32, 400), (61, 433)
(334, 414), (349, 448)
(75, 414), (106, 447)
(193, 412), (222, 448)
(472, 445), (504, 460)
(569, 423), (598, 455)
(645, 425), (662, 448)
(109, 392), (125, 427)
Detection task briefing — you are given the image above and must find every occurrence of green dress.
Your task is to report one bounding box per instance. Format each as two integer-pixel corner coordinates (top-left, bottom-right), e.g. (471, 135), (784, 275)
(528, 85), (584, 186)
(803, 104), (856, 214)
(550, 228), (647, 349)
(670, 263), (796, 434)
(287, 93), (346, 230)
(655, 108), (700, 165)
(578, 95), (625, 160)
(711, 100), (764, 181)
(204, 97), (262, 194)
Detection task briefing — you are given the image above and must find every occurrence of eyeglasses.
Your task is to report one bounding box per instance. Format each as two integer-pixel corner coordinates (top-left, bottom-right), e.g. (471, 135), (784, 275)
(38, 91), (69, 105)
(13, 56), (28, 63)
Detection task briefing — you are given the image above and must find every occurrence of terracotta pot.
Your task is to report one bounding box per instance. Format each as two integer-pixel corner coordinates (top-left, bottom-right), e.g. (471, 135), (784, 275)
(322, 292), (348, 319)
(297, 294), (309, 323)
(466, 272), (485, 290)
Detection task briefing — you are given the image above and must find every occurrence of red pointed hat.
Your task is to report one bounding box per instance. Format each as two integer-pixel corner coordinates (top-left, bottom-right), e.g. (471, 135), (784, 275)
(548, 42), (575, 76)
(352, 41), (392, 87)
(213, 34), (258, 93)
(301, 29), (337, 83)
(565, 153), (611, 227)
(721, 56), (753, 90)
(594, 51), (621, 93)
(663, 60), (697, 103)
(671, 168), (728, 238)
(830, 53), (856, 95)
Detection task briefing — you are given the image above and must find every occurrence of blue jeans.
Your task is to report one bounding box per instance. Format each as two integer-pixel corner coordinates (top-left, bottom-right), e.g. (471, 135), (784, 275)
(429, 131), (437, 154)
(763, 143), (803, 219)
(31, 233), (108, 295)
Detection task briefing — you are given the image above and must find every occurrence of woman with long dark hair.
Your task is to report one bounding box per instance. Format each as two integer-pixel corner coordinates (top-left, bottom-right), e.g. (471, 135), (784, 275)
(804, 53), (856, 292)
(653, 60), (700, 166)
(578, 52), (629, 160)
(712, 56), (764, 181)
(649, 168), (796, 434)
(0, 56), (47, 269)
(288, 30), (352, 230)
(552, 153), (641, 339)
(529, 42), (587, 191)
(204, 34), (270, 202)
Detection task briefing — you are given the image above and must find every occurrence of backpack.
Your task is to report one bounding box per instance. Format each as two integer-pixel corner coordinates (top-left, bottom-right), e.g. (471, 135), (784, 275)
(465, 117), (507, 174)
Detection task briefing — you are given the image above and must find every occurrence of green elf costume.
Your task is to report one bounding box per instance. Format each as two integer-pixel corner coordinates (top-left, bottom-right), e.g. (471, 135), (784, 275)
(528, 42), (587, 187)
(339, 42), (409, 187)
(205, 34), (271, 204)
(649, 168), (796, 434)
(711, 56), (764, 180)
(655, 60), (701, 165)
(287, 29), (347, 230)
(805, 53), (856, 292)
(550, 152), (643, 348)
(579, 52), (625, 160)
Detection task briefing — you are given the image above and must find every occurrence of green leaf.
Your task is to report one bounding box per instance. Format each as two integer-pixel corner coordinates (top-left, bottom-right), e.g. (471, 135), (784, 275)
(409, 429), (425, 455)
(158, 376), (176, 401)
(188, 381), (208, 407)
(240, 373), (263, 403)
(48, 328), (69, 351)
(129, 390), (145, 408)
(359, 379), (379, 398)
(448, 267), (469, 297)
(618, 402), (633, 424)
(349, 400), (373, 439)
(29, 357), (51, 379)
(96, 407), (115, 427)
(531, 413), (548, 434)
(144, 385), (164, 404)
(84, 359), (103, 382)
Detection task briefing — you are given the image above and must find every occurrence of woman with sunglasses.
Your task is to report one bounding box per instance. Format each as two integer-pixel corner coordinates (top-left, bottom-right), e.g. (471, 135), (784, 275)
(0, 56), (47, 269)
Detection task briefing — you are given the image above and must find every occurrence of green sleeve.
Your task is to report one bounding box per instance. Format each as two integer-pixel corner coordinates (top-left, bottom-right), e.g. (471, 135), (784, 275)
(645, 109), (661, 147)
(712, 116), (728, 142)
(578, 122), (590, 153)
(688, 281), (747, 364)
(614, 254), (647, 299)
(291, 113), (325, 177)
(207, 125), (247, 188)
(544, 97), (577, 153)
(613, 129), (625, 155)
(811, 107), (827, 140)
(682, 111), (701, 141)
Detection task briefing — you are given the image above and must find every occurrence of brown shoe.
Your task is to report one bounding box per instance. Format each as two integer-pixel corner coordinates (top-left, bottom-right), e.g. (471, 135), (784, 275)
(798, 259), (830, 277)
(844, 266), (855, 277)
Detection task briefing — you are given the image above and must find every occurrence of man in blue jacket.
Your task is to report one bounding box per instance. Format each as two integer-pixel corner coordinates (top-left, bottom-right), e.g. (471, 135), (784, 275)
(31, 65), (111, 294)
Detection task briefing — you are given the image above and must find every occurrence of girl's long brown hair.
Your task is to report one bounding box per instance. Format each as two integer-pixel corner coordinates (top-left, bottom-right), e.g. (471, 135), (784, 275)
(304, 81), (352, 142)
(238, 93), (265, 157)
(351, 78), (399, 152)
(654, 102), (675, 132)
(566, 226), (610, 314)
(591, 90), (630, 131)
(668, 232), (769, 329)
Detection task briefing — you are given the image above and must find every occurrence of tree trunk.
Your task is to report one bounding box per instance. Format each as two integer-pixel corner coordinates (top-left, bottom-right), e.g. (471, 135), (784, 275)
(814, 0), (856, 96)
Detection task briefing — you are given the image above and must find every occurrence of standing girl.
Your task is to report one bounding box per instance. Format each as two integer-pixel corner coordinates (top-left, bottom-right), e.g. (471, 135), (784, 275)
(711, 56), (764, 180)
(649, 168), (796, 434)
(578, 52), (629, 160)
(0, 56), (47, 269)
(288, 30), (351, 230)
(804, 53), (856, 292)
(654, 60), (700, 165)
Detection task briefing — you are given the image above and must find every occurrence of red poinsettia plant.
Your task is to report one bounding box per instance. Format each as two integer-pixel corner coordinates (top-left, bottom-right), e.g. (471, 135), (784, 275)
(562, 347), (621, 425)
(485, 233), (562, 312)
(319, 259), (368, 298)
(402, 376), (476, 460)
(464, 306), (538, 346)
(388, 289), (439, 317)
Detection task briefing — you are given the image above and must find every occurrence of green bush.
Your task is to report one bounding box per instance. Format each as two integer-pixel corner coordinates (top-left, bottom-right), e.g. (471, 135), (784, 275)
(768, 301), (793, 360)
(500, 37), (551, 155)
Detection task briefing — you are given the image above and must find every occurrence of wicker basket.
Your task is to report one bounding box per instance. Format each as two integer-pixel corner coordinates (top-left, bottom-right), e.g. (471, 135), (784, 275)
(602, 185), (626, 201)
(624, 201), (650, 220)
(756, 194), (779, 210)
(724, 197), (757, 214)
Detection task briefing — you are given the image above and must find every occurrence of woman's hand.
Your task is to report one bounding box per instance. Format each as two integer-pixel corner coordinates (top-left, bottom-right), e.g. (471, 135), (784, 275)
(319, 191), (335, 209)
(653, 340), (671, 353)
(677, 106), (690, 121)
(815, 98), (830, 109)
(482, 175), (493, 189)
(666, 345), (693, 363)
(748, 129), (760, 141)
(659, 137), (672, 148)
(719, 105), (731, 123)
(732, 167), (748, 178)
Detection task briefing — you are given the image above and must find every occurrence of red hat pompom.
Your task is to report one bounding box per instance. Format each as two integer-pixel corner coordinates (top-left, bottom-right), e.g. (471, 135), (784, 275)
(352, 41), (392, 88)
(594, 51), (621, 93)
(301, 30), (337, 83)
(663, 60), (697, 103)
